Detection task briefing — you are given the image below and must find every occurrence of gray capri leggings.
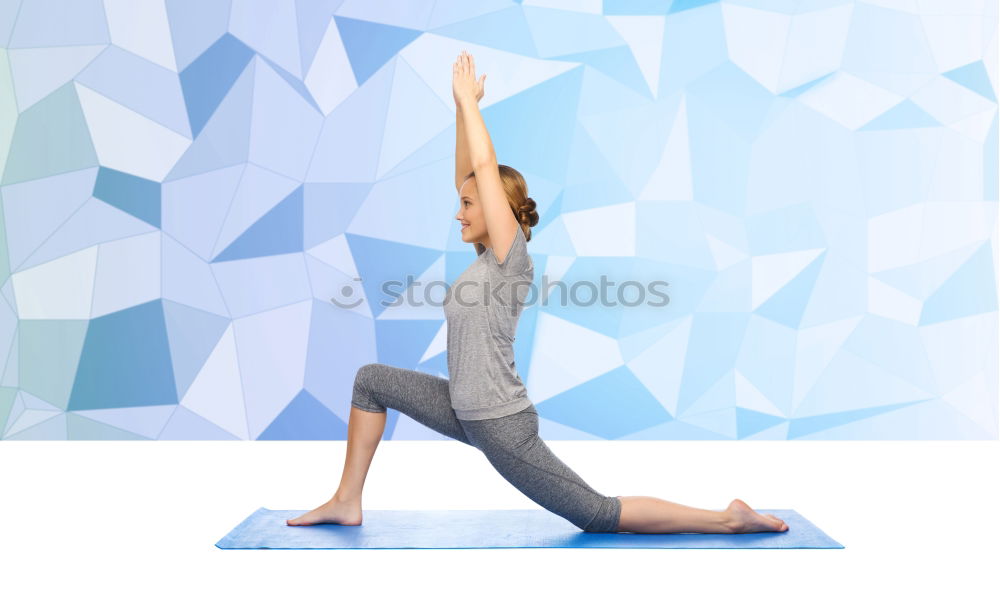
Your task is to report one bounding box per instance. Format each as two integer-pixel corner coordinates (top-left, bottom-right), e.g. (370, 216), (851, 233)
(351, 363), (621, 533)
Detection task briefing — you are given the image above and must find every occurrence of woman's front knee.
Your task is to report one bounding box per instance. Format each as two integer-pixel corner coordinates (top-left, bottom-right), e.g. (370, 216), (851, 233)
(354, 363), (390, 389)
(352, 363), (387, 412)
(581, 496), (621, 533)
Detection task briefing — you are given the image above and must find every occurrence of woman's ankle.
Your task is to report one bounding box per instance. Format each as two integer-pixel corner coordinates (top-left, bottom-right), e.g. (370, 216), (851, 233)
(332, 491), (361, 504)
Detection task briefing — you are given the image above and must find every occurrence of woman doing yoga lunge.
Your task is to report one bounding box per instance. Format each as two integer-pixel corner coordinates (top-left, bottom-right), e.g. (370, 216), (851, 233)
(288, 51), (788, 535)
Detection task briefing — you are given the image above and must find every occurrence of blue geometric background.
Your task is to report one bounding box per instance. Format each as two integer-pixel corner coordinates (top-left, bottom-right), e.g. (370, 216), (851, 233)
(0, 0), (996, 440)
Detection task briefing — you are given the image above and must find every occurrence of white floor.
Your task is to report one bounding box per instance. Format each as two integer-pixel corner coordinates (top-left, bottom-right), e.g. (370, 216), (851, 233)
(1, 440), (997, 593)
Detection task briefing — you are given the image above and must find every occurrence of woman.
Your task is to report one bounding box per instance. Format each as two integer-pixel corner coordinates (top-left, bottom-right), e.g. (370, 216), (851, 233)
(288, 51), (788, 535)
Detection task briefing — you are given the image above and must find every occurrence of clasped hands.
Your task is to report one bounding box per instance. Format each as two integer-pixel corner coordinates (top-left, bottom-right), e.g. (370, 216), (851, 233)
(452, 50), (485, 106)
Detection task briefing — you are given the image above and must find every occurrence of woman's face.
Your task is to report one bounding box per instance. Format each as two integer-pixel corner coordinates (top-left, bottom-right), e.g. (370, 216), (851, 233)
(455, 177), (488, 248)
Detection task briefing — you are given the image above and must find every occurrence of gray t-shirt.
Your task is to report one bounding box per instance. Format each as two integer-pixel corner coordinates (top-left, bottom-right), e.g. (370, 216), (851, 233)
(444, 224), (534, 420)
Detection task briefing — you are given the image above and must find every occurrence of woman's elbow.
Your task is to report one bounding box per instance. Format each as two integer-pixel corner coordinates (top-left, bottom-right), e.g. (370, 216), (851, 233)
(472, 153), (498, 171)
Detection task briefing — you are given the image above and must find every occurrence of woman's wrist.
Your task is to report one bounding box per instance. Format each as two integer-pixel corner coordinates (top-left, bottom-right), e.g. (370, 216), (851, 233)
(456, 95), (479, 111)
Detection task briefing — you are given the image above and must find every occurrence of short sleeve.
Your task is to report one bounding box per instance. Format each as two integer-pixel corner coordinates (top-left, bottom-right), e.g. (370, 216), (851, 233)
(488, 225), (531, 276)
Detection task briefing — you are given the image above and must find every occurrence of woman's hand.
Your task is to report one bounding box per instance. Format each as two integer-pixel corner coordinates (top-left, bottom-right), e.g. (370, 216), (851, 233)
(453, 50), (485, 106)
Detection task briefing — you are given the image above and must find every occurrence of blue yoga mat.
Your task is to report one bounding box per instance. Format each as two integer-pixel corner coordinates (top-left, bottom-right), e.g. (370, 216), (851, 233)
(216, 507), (843, 549)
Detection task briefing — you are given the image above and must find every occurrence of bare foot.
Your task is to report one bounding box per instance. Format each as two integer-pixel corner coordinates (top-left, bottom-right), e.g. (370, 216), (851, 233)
(286, 496), (363, 526)
(724, 498), (789, 533)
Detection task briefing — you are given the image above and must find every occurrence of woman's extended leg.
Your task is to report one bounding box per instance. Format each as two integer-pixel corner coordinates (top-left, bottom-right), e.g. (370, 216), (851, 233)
(461, 405), (789, 534)
(288, 363), (471, 526)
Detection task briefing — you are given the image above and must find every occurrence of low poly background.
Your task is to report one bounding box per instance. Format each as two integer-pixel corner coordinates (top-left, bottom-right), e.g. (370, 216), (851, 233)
(0, 0), (996, 440)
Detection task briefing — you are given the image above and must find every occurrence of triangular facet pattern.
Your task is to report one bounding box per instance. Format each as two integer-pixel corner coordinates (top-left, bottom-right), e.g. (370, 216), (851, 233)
(0, 2), (995, 441)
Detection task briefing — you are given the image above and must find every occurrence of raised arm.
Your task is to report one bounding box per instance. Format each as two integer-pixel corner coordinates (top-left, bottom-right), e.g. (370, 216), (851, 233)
(454, 51), (484, 192)
(455, 104), (472, 192)
(453, 51), (518, 265)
